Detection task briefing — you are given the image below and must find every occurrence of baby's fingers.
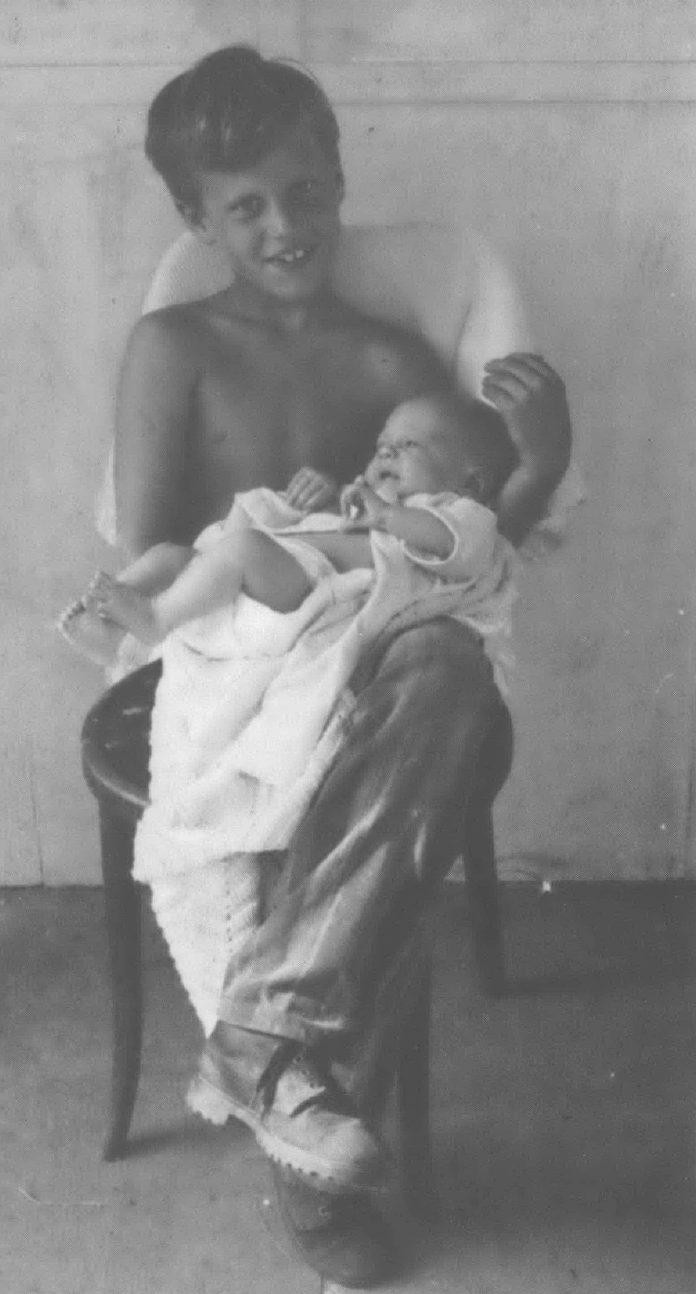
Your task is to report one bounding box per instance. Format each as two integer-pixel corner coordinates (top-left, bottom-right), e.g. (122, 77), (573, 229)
(300, 484), (331, 512)
(340, 478), (366, 515)
(285, 470), (312, 506)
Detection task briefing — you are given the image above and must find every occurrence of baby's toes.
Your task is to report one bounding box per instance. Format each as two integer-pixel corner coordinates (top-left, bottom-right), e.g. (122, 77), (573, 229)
(56, 599), (85, 629)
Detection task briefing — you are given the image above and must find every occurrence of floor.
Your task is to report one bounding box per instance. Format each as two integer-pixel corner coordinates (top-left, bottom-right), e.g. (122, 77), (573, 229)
(0, 882), (693, 1294)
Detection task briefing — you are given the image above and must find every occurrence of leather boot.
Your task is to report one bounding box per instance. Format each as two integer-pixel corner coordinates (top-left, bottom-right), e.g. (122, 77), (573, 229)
(187, 1025), (386, 1192)
(271, 1162), (397, 1288)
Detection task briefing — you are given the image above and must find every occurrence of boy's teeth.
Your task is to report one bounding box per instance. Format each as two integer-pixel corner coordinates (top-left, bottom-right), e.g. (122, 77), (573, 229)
(272, 249), (308, 264)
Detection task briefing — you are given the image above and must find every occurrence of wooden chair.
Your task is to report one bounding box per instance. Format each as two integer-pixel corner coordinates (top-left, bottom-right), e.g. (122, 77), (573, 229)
(82, 659), (513, 1212)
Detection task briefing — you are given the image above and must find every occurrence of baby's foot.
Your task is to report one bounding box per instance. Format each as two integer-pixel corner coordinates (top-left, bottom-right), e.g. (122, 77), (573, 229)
(91, 575), (160, 645)
(85, 570), (120, 612)
(56, 598), (125, 668)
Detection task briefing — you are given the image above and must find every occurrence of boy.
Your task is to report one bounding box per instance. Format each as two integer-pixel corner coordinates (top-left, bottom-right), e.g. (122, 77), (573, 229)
(115, 47), (567, 561)
(97, 45), (571, 1287)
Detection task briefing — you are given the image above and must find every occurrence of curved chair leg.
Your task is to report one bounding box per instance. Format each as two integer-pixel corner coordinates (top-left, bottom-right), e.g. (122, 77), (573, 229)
(99, 806), (142, 1161)
(461, 802), (506, 998)
(397, 962), (438, 1218)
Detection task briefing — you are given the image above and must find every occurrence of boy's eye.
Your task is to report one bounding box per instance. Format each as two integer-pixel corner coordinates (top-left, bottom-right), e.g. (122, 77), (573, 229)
(291, 179), (325, 205)
(229, 196), (264, 221)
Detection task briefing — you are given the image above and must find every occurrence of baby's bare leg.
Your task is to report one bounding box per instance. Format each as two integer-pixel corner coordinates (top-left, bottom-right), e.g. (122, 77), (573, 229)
(115, 543), (193, 596)
(93, 528), (313, 644)
(237, 529), (314, 612)
(57, 543), (194, 664)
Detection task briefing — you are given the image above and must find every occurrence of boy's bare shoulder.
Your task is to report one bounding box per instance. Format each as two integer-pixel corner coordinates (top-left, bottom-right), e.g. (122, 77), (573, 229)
(337, 304), (449, 400)
(123, 297), (249, 392)
(128, 301), (212, 357)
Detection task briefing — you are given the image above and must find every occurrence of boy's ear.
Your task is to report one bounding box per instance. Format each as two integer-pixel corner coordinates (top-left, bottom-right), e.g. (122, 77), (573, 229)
(176, 199), (215, 243)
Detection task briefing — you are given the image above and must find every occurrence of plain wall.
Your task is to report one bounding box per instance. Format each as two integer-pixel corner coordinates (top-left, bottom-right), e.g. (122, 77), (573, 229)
(2, 1), (696, 883)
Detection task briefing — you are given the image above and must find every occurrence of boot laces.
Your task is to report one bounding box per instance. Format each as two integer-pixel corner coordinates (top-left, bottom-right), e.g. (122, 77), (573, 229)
(257, 1042), (354, 1118)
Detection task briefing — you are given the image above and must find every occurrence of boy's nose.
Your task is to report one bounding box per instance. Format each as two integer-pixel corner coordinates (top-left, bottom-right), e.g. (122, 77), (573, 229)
(264, 200), (295, 238)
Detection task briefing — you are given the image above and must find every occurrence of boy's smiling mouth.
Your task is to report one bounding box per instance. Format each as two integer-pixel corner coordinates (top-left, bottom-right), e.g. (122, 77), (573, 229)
(265, 246), (316, 267)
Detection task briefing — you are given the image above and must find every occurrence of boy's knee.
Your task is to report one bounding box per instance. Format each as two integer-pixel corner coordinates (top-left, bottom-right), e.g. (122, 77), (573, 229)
(376, 621), (504, 747)
(380, 620), (495, 696)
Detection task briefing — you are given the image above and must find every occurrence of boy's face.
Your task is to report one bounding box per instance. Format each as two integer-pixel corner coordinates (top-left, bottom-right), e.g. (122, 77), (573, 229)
(190, 123), (342, 303)
(365, 402), (459, 501)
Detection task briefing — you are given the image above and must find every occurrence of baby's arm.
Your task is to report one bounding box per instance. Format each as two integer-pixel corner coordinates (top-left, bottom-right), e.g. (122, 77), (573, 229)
(296, 481), (454, 572)
(341, 479), (454, 558)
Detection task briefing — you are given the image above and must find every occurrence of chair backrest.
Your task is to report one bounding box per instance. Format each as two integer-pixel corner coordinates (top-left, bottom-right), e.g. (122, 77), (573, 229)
(96, 222), (534, 545)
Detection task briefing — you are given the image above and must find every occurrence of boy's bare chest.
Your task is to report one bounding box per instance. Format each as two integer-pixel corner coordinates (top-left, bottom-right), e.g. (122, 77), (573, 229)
(191, 326), (384, 486)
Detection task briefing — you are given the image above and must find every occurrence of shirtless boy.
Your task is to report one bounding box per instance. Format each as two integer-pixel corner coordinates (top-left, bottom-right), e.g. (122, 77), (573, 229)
(90, 45), (571, 1288)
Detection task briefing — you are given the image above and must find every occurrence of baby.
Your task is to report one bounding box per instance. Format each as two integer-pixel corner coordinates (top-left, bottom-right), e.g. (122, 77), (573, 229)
(59, 392), (519, 1041)
(59, 392), (517, 663)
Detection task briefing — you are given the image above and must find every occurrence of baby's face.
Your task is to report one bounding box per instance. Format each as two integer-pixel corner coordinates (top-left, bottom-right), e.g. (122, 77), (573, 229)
(365, 401), (460, 501)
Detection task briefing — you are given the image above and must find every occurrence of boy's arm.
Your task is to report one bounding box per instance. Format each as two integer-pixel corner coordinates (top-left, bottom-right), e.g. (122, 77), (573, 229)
(114, 311), (198, 559)
(483, 354), (572, 547)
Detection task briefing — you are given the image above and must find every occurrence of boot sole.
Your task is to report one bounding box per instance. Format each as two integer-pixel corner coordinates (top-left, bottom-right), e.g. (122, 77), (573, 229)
(187, 1072), (387, 1195)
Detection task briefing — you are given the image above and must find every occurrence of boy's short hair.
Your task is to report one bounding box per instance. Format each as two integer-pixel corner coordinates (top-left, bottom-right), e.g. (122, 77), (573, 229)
(146, 45), (343, 216)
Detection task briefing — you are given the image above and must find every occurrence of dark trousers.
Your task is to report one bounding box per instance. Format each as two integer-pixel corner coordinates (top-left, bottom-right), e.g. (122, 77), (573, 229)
(215, 619), (506, 1102)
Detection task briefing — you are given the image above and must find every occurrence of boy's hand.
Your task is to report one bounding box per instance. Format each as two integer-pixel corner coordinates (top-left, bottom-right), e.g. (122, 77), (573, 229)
(482, 353), (571, 481)
(340, 477), (390, 530)
(285, 468), (338, 513)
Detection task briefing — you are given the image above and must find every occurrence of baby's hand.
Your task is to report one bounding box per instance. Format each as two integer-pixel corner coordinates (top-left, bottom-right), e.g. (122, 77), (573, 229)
(285, 468), (338, 513)
(340, 477), (390, 530)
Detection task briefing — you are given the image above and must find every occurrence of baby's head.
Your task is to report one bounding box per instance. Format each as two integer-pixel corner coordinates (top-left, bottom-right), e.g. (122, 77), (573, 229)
(365, 392), (518, 506)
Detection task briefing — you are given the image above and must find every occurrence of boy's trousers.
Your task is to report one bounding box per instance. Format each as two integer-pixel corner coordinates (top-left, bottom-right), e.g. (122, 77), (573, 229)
(215, 617), (508, 1105)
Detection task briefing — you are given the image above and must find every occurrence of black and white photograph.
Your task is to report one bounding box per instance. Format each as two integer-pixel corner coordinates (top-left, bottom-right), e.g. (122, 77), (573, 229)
(1, 4), (694, 1292)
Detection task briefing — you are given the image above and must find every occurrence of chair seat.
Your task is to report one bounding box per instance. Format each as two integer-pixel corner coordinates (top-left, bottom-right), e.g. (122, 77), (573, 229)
(81, 661), (161, 820)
